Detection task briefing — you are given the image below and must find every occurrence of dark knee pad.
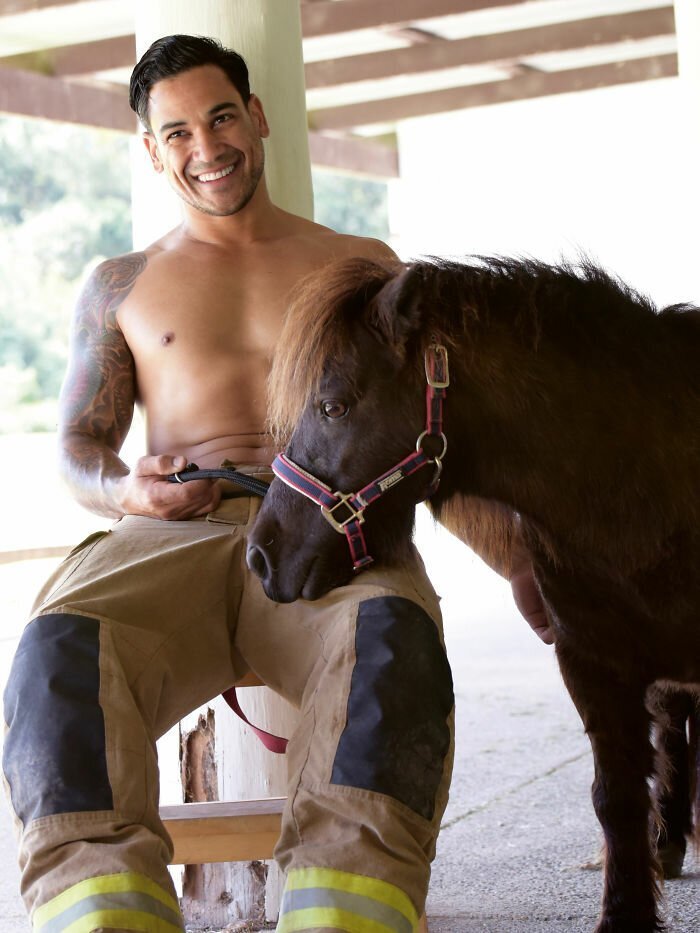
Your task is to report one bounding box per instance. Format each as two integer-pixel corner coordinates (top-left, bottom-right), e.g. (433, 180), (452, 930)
(331, 596), (453, 819)
(3, 613), (113, 824)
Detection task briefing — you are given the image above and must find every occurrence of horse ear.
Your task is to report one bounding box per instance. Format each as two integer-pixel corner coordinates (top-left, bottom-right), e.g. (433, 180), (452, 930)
(369, 264), (425, 350)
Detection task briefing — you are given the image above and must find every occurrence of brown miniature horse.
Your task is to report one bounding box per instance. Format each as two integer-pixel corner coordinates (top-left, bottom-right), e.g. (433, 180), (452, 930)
(246, 255), (700, 933)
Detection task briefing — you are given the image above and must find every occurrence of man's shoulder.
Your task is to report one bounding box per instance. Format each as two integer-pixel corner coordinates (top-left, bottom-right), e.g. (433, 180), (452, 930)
(285, 217), (397, 264)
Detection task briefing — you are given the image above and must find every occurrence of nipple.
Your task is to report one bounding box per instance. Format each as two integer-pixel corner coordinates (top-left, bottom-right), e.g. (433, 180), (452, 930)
(161, 332), (175, 346)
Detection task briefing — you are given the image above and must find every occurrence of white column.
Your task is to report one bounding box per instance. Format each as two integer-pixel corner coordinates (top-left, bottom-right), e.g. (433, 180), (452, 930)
(131, 1), (310, 924)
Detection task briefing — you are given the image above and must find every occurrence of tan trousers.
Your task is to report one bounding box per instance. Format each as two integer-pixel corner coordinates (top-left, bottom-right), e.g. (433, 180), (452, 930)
(3, 490), (454, 933)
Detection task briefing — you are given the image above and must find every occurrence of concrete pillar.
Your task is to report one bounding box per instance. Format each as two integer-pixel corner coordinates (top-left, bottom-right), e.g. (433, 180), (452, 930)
(131, 1), (310, 926)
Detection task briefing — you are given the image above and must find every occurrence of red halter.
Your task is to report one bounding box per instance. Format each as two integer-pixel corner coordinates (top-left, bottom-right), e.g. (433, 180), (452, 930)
(271, 344), (449, 571)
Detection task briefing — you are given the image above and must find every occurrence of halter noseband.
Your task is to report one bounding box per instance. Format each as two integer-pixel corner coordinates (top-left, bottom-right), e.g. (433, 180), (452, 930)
(271, 344), (449, 572)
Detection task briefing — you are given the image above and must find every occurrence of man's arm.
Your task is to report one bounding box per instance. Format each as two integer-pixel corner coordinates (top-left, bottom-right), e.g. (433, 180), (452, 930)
(58, 253), (220, 520)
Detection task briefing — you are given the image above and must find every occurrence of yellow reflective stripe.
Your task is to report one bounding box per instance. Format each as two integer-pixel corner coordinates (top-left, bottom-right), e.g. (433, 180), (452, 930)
(33, 872), (180, 928)
(277, 906), (402, 933)
(284, 867), (418, 927)
(60, 908), (183, 933)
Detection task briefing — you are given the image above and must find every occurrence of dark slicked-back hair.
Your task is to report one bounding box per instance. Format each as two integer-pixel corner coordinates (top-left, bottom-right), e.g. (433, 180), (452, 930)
(129, 34), (251, 129)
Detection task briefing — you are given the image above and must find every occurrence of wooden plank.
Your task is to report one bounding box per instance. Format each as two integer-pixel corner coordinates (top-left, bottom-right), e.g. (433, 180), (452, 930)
(161, 798), (285, 865)
(301, 0), (530, 38)
(305, 8), (677, 88)
(309, 131), (399, 177)
(309, 53), (679, 130)
(0, 35), (134, 76)
(0, 66), (134, 130)
(52, 34), (134, 76)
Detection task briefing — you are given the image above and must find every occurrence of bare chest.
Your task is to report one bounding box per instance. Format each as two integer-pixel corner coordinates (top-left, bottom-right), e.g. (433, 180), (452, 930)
(118, 258), (294, 364)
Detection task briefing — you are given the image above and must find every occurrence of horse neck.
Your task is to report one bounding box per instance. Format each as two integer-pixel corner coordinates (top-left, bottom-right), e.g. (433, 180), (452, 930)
(439, 332), (687, 560)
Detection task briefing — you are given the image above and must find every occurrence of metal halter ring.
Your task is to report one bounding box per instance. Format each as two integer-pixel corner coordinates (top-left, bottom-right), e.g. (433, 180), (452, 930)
(416, 430), (447, 463)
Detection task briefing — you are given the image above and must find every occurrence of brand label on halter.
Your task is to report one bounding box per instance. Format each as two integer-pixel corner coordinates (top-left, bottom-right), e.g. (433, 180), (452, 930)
(378, 470), (404, 492)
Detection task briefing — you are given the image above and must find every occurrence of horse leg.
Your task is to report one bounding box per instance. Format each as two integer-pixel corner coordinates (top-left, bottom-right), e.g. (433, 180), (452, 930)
(651, 689), (693, 879)
(557, 650), (661, 933)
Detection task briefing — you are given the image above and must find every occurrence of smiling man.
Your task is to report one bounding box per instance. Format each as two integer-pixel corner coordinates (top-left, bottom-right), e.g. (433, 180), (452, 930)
(2, 35), (455, 933)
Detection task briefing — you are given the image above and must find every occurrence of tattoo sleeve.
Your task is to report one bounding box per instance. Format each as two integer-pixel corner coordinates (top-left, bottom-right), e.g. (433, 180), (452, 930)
(58, 252), (146, 514)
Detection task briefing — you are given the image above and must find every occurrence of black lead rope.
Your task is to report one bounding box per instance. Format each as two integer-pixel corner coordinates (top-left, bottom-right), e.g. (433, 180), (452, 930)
(167, 462), (270, 498)
(166, 461), (282, 750)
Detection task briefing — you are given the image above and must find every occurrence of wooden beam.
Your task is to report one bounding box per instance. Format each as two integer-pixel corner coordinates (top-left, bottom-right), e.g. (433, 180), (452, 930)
(301, 0), (530, 38)
(51, 35), (135, 76)
(0, 35), (135, 76)
(309, 131), (399, 177)
(308, 54), (678, 130)
(305, 8), (677, 88)
(0, 66), (134, 131)
(0, 6), (677, 80)
(1, 0), (77, 12)
(161, 798), (284, 865)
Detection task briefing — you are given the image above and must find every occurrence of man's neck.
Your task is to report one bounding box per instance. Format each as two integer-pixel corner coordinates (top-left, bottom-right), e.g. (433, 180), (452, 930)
(180, 182), (288, 248)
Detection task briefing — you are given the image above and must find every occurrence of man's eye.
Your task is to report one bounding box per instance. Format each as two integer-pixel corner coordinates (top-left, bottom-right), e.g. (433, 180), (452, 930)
(320, 399), (349, 419)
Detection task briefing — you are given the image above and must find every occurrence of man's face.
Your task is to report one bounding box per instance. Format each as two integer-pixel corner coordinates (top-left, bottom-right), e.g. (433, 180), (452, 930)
(143, 64), (269, 217)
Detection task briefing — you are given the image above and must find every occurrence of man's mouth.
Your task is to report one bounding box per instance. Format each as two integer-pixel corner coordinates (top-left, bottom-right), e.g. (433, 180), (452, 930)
(194, 162), (236, 183)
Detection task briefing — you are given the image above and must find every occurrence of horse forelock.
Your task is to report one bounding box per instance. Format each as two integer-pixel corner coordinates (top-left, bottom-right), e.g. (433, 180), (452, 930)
(267, 256), (403, 441)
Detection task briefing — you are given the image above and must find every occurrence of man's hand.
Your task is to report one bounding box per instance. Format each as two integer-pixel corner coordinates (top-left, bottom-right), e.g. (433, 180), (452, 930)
(509, 561), (554, 645)
(114, 455), (222, 520)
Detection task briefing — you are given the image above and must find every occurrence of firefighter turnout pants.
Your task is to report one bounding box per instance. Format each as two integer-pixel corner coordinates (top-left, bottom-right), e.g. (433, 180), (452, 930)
(3, 491), (454, 933)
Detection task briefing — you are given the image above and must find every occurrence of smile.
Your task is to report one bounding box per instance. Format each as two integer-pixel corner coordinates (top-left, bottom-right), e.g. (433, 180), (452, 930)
(195, 163), (236, 183)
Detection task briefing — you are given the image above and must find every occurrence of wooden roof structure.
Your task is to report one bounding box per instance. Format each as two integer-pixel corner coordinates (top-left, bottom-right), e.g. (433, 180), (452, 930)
(0, 0), (678, 177)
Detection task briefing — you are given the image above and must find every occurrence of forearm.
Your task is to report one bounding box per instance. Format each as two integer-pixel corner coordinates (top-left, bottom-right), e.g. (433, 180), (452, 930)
(59, 431), (130, 519)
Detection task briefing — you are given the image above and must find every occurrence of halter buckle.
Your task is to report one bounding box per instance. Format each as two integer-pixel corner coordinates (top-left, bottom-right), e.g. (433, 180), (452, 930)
(321, 494), (365, 533)
(425, 344), (450, 389)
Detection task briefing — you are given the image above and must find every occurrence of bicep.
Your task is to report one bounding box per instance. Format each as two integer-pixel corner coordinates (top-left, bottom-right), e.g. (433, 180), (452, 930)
(59, 255), (145, 452)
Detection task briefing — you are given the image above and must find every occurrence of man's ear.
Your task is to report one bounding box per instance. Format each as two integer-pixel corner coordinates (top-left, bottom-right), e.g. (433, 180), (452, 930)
(248, 94), (270, 139)
(142, 132), (164, 173)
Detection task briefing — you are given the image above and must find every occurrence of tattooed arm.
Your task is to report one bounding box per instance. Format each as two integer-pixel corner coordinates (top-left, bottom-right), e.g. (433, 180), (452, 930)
(58, 253), (220, 520)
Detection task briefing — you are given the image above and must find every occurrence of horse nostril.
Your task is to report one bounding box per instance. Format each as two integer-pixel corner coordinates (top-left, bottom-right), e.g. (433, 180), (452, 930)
(246, 544), (269, 580)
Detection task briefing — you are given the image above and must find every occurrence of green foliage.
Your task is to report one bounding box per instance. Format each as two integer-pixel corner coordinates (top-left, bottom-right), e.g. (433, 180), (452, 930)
(312, 170), (389, 241)
(0, 116), (132, 430)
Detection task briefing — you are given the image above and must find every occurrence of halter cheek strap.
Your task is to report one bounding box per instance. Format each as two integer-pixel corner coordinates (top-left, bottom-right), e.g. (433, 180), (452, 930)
(272, 344), (449, 572)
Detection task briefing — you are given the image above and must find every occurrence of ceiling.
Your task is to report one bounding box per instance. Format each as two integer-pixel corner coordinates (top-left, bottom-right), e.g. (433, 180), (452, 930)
(0, 0), (678, 177)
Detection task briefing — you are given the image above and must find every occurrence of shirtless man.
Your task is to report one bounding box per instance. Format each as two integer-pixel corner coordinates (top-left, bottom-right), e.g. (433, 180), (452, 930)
(2, 36), (454, 933)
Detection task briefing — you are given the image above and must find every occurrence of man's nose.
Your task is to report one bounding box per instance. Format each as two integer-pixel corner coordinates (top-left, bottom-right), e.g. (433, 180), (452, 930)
(191, 129), (225, 163)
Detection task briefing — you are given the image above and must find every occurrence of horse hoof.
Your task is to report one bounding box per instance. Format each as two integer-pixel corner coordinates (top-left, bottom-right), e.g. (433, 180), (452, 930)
(658, 840), (686, 879)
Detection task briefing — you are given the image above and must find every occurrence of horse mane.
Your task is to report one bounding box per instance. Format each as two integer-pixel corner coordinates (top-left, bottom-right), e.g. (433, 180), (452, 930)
(269, 252), (685, 437)
(268, 256), (403, 441)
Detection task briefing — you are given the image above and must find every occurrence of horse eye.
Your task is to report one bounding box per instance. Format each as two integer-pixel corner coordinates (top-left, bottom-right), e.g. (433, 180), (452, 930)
(320, 398), (349, 420)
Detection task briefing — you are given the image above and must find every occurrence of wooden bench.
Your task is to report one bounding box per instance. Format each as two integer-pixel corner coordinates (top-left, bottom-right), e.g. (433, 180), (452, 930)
(160, 672), (285, 866)
(162, 796), (284, 865)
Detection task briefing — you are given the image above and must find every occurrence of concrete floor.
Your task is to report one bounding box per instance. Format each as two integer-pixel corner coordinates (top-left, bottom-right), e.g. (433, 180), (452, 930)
(0, 507), (698, 932)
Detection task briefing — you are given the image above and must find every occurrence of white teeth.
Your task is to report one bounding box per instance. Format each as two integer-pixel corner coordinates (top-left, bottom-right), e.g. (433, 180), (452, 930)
(197, 163), (236, 182)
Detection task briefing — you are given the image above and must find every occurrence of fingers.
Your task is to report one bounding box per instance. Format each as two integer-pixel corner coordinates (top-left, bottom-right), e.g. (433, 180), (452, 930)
(124, 454), (222, 520)
(133, 453), (188, 478)
(510, 564), (555, 645)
